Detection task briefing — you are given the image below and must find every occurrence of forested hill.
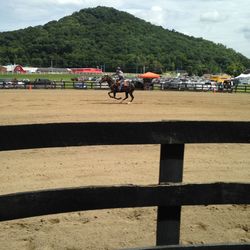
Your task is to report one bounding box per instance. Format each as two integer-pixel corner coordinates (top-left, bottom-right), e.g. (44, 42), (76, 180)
(0, 6), (250, 75)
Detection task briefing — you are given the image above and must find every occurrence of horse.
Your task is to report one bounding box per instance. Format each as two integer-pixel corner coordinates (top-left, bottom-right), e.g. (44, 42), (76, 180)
(99, 75), (135, 103)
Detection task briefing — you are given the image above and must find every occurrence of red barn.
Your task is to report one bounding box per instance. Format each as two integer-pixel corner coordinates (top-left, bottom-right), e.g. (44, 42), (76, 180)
(14, 65), (26, 73)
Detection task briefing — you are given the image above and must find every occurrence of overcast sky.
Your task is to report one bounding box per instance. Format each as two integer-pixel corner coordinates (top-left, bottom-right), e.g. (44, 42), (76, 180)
(0, 0), (249, 59)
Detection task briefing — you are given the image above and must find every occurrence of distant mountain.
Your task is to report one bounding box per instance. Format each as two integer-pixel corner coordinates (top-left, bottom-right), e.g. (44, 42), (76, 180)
(0, 6), (249, 75)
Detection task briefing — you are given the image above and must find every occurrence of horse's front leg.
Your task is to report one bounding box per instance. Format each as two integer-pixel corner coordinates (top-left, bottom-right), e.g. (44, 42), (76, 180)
(108, 91), (114, 99)
(113, 90), (122, 100)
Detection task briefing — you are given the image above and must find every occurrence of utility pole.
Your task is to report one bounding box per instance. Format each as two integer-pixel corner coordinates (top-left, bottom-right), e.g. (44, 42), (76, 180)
(50, 59), (53, 73)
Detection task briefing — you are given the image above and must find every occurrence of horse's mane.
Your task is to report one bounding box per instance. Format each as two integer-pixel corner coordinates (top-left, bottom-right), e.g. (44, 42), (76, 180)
(106, 74), (113, 79)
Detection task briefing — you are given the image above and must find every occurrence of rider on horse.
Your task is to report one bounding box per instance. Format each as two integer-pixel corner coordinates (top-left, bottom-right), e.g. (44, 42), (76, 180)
(114, 67), (125, 91)
(99, 74), (135, 103)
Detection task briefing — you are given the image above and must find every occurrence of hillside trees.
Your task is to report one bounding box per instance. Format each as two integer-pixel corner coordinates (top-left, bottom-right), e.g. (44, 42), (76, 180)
(0, 6), (249, 74)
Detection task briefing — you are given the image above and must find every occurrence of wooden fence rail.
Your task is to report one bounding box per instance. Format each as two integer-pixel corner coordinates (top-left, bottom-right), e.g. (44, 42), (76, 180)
(0, 121), (249, 151)
(0, 121), (249, 250)
(125, 243), (250, 250)
(1, 80), (250, 93)
(0, 183), (249, 222)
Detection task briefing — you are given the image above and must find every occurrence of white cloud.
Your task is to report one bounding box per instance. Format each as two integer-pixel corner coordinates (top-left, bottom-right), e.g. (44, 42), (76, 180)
(151, 6), (162, 12)
(200, 10), (223, 22)
(242, 27), (250, 40)
(54, 0), (83, 4)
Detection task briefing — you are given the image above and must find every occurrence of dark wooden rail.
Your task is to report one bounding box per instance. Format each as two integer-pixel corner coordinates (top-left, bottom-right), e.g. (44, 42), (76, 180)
(0, 183), (249, 222)
(0, 121), (249, 250)
(0, 121), (249, 151)
(125, 243), (250, 250)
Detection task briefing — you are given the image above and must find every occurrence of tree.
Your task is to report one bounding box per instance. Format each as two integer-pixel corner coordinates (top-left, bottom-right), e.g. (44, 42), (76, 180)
(0, 6), (249, 74)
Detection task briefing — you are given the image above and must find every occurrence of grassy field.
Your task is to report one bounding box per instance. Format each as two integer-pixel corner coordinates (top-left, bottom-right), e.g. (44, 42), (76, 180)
(0, 73), (93, 81)
(0, 72), (137, 81)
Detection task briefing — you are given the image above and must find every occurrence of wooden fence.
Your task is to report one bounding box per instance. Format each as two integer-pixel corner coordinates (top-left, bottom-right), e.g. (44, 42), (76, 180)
(0, 121), (249, 250)
(1, 80), (250, 93)
(234, 84), (250, 93)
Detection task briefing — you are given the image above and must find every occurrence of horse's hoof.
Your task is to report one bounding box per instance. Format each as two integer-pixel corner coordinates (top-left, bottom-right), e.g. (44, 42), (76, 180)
(127, 102), (131, 104)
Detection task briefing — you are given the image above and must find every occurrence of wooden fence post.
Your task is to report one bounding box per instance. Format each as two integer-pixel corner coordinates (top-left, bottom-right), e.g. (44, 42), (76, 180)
(157, 144), (185, 246)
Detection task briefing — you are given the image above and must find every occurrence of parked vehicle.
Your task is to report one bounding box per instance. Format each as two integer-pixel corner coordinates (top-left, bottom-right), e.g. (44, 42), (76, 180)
(32, 78), (56, 88)
(163, 80), (186, 90)
(74, 82), (88, 89)
(131, 78), (144, 90)
(0, 79), (5, 88)
(0, 79), (16, 88)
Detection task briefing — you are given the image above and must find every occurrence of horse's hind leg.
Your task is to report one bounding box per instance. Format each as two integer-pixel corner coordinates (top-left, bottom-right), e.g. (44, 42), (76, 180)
(128, 91), (134, 103)
(120, 92), (128, 103)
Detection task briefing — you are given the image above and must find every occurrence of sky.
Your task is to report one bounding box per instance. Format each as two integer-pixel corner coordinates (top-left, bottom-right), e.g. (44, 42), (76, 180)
(0, 0), (250, 59)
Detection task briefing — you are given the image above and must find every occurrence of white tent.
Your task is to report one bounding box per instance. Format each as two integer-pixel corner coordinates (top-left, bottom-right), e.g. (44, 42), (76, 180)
(23, 67), (38, 73)
(5, 64), (16, 72)
(235, 73), (250, 84)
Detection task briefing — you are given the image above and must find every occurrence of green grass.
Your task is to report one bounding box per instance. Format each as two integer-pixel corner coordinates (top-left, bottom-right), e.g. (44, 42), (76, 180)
(0, 73), (101, 82)
(0, 72), (139, 82)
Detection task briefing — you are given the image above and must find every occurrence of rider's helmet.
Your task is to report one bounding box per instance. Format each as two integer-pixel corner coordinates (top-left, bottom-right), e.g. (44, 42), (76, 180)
(116, 66), (121, 70)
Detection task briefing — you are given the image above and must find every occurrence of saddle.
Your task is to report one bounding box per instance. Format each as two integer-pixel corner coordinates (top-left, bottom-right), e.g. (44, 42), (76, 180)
(116, 79), (129, 91)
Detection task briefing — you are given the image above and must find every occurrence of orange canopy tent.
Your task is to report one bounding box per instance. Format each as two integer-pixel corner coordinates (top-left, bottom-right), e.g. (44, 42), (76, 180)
(138, 72), (160, 79)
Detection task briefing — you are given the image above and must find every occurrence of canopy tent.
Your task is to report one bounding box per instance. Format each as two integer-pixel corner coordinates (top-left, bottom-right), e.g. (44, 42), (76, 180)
(138, 72), (160, 79)
(235, 73), (250, 78)
(234, 73), (250, 84)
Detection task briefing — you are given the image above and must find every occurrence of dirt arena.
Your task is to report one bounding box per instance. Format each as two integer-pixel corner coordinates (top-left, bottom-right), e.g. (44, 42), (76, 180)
(0, 89), (249, 250)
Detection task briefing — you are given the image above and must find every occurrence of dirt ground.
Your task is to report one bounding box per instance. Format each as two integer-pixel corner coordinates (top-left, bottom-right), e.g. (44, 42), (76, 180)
(0, 89), (249, 250)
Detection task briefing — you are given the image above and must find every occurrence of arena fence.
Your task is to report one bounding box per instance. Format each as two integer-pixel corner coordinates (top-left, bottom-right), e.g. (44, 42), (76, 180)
(1, 80), (250, 93)
(0, 121), (249, 250)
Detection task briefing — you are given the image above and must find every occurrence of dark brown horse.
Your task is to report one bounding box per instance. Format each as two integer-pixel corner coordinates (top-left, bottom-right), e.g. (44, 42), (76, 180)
(99, 75), (135, 103)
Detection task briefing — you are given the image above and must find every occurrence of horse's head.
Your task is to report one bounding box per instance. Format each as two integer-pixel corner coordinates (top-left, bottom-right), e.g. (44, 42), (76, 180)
(99, 74), (109, 83)
(99, 74), (115, 87)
